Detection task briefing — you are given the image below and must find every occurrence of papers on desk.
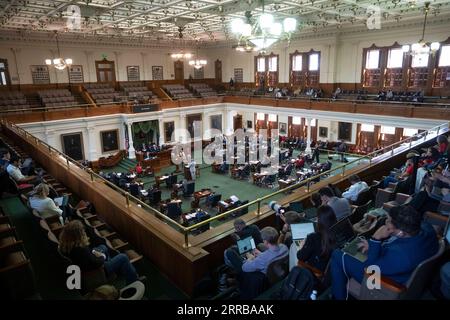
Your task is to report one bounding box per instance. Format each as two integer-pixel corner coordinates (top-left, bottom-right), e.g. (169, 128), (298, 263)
(230, 195), (239, 203)
(54, 196), (68, 207)
(140, 190), (148, 196)
(219, 200), (229, 207)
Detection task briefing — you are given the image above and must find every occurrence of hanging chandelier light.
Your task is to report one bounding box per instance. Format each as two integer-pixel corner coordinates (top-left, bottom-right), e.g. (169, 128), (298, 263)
(45, 31), (73, 71)
(189, 46), (207, 69)
(230, 1), (297, 53)
(170, 52), (193, 59)
(402, 2), (440, 57)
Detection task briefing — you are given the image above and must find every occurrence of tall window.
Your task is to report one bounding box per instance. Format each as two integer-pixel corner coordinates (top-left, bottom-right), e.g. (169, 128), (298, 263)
(411, 53), (429, 68)
(0, 60), (8, 86)
(438, 45), (450, 66)
(434, 44), (450, 88)
(257, 57), (266, 72)
(365, 50), (380, 69)
(268, 56), (277, 72)
(387, 48), (403, 68)
(361, 124), (375, 132)
(292, 55), (302, 71)
(381, 126), (396, 135)
(309, 53), (319, 71)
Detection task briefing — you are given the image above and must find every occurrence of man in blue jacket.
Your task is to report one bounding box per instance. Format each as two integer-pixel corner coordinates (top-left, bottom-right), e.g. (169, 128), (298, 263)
(331, 205), (439, 300)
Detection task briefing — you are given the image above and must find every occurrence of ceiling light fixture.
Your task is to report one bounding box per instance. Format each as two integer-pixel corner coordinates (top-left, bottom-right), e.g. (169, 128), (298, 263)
(230, 1), (297, 53)
(45, 31), (73, 71)
(402, 2), (440, 57)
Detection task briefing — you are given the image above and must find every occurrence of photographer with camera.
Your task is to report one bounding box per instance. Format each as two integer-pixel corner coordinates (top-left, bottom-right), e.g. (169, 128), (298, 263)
(269, 201), (305, 247)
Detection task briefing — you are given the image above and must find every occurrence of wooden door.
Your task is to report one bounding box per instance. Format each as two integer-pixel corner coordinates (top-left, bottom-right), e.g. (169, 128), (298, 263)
(174, 60), (184, 81)
(233, 114), (243, 131)
(215, 60), (222, 83)
(95, 59), (116, 83)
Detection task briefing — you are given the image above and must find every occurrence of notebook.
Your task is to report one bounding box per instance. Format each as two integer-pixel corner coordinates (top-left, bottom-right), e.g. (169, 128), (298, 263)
(54, 195), (69, 207)
(291, 222), (315, 247)
(342, 237), (368, 262)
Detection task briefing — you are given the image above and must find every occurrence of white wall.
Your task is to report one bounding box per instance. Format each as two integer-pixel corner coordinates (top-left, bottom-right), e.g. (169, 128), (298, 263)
(2, 20), (449, 85)
(20, 103), (440, 160)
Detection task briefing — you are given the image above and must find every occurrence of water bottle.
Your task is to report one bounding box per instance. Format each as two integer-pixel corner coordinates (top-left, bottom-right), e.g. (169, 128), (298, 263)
(310, 290), (317, 300)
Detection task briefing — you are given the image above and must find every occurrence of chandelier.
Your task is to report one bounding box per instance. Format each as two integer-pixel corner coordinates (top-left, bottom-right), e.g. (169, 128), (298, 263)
(170, 52), (193, 59)
(230, 2), (296, 53)
(402, 2), (440, 57)
(45, 32), (73, 71)
(188, 46), (207, 69)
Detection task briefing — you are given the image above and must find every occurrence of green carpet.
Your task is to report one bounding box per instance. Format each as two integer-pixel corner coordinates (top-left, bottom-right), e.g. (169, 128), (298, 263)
(0, 196), (187, 300)
(102, 151), (364, 227)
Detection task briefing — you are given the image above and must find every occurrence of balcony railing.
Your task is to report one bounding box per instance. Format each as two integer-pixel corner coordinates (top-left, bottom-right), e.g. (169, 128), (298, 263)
(1, 118), (447, 249)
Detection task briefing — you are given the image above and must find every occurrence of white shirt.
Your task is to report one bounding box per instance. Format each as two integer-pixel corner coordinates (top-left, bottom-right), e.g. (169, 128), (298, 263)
(342, 181), (369, 202)
(29, 196), (63, 219)
(7, 164), (25, 182)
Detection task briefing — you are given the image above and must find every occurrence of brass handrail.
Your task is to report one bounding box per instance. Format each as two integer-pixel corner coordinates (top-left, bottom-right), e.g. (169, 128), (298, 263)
(2, 119), (448, 249)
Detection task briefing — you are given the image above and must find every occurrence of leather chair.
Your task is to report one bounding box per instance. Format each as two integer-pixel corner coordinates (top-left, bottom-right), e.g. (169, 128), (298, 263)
(0, 241), (37, 299)
(353, 189), (372, 206)
(266, 253), (290, 287)
(349, 200), (372, 225)
(183, 181), (195, 197)
(348, 239), (445, 300)
(167, 202), (182, 220)
(382, 193), (412, 212)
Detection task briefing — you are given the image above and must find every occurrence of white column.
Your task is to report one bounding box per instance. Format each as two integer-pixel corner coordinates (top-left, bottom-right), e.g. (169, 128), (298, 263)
(203, 112), (210, 140)
(84, 51), (93, 82)
(114, 51), (121, 81)
(225, 109), (235, 136)
(179, 114), (187, 143)
(305, 118), (312, 153)
(127, 122), (136, 159)
(158, 116), (164, 146)
(141, 52), (147, 80)
(86, 126), (98, 161)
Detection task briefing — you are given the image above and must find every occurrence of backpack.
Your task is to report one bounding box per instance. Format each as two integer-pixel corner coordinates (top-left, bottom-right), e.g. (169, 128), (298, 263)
(278, 266), (316, 300)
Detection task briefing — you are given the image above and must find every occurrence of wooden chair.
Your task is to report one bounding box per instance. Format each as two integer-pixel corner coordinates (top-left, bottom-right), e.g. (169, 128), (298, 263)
(0, 241), (37, 299)
(348, 240), (445, 300)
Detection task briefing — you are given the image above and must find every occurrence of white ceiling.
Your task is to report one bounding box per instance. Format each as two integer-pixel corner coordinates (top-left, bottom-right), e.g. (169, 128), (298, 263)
(1, 0), (450, 45)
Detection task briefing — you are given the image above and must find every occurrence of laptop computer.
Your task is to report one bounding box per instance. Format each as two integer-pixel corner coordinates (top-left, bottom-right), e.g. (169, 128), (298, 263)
(331, 218), (356, 248)
(237, 236), (256, 258)
(22, 158), (33, 168)
(291, 222), (315, 247)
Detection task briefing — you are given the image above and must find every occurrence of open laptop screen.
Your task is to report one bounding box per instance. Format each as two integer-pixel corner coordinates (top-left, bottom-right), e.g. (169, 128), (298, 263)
(331, 218), (356, 248)
(237, 237), (256, 255)
(291, 223), (315, 240)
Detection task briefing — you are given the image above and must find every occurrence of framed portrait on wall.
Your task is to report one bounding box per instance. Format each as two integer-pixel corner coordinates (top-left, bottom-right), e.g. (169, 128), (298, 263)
(338, 122), (352, 141)
(279, 122), (287, 134)
(61, 132), (84, 161)
(152, 66), (163, 80)
(210, 115), (222, 132)
(247, 120), (253, 129)
(319, 127), (328, 138)
(100, 129), (119, 153)
(164, 121), (175, 142)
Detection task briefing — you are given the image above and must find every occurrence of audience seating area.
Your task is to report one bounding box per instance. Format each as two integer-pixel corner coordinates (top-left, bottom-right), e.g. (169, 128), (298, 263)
(37, 89), (76, 109)
(188, 83), (217, 97)
(162, 84), (194, 100)
(84, 83), (121, 104)
(0, 91), (30, 112)
(120, 82), (154, 100)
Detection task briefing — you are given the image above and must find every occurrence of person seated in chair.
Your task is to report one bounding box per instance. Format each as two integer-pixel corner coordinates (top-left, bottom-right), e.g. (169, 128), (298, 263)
(296, 205), (337, 272)
(319, 187), (351, 220)
(224, 226), (288, 275)
(29, 183), (68, 224)
(330, 205), (439, 300)
(6, 156), (39, 185)
(59, 220), (142, 285)
(0, 149), (11, 169)
(342, 174), (368, 203)
(173, 178), (188, 195)
(278, 211), (304, 247)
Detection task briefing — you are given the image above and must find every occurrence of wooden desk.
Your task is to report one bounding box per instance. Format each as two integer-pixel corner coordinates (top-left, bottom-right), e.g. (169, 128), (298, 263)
(136, 149), (173, 173)
(192, 189), (212, 209)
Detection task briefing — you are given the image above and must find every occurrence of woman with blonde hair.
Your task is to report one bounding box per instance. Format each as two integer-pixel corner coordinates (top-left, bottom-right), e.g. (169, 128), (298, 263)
(59, 220), (140, 285)
(29, 183), (64, 223)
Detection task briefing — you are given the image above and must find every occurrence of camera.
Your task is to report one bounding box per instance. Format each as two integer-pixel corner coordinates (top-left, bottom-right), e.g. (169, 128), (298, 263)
(269, 201), (287, 216)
